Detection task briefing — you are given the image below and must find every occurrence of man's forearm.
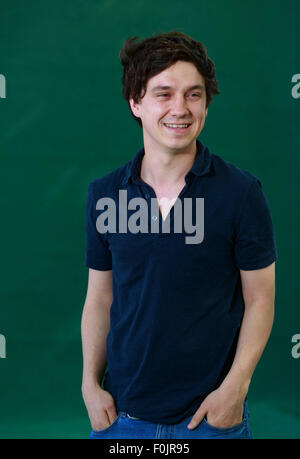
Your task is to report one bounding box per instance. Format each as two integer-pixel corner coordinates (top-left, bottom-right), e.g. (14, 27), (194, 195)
(81, 300), (111, 390)
(221, 297), (275, 394)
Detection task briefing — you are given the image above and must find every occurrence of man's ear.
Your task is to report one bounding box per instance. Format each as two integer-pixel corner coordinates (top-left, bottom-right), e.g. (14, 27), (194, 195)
(205, 107), (208, 117)
(129, 97), (140, 118)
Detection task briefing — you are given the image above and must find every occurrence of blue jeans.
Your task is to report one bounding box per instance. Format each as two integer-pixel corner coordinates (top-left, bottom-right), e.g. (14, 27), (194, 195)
(89, 400), (252, 439)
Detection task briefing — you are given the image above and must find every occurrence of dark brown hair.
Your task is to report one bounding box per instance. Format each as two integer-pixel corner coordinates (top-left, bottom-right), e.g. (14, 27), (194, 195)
(119, 31), (220, 127)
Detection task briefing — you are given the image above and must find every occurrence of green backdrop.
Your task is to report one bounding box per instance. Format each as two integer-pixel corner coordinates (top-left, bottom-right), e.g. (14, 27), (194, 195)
(0, 0), (299, 439)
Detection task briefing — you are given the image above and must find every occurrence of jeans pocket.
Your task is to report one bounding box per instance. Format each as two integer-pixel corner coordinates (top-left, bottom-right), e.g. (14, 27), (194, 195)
(91, 414), (121, 435)
(203, 415), (246, 432)
(203, 400), (248, 433)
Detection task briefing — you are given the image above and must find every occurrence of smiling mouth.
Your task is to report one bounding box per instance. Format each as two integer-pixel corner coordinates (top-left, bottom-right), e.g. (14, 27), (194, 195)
(163, 123), (192, 130)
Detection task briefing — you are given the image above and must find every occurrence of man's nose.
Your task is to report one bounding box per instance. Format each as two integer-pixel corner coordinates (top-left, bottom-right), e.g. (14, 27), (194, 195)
(169, 95), (190, 116)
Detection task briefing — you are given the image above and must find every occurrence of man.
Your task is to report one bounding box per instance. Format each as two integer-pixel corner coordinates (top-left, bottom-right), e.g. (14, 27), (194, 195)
(81, 31), (277, 439)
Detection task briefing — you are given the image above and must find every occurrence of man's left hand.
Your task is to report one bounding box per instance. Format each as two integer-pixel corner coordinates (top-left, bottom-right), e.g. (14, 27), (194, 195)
(187, 383), (246, 430)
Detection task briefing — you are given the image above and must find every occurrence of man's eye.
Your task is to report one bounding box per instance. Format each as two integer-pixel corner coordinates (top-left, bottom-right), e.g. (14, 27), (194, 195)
(157, 93), (201, 98)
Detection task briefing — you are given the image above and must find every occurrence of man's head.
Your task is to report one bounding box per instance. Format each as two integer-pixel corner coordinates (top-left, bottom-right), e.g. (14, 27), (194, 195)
(119, 31), (219, 152)
(120, 31), (219, 124)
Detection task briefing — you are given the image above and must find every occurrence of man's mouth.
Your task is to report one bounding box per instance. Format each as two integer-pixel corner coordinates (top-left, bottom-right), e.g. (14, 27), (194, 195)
(163, 122), (192, 131)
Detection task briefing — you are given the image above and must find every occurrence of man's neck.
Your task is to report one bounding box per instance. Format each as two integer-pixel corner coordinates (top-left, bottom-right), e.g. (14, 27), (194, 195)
(140, 139), (197, 188)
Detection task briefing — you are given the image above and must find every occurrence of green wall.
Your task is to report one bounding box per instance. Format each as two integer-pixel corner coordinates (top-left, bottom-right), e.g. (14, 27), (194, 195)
(0, 0), (299, 438)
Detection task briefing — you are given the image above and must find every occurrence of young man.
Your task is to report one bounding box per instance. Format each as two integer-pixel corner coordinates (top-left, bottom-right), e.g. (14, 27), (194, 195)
(81, 31), (277, 439)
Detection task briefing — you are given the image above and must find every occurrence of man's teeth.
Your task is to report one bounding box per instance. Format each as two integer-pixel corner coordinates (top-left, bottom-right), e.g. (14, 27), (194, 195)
(164, 123), (190, 128)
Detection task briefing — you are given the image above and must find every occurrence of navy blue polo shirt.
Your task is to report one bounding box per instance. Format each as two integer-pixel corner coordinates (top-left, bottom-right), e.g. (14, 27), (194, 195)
(84, 139), (277, 424)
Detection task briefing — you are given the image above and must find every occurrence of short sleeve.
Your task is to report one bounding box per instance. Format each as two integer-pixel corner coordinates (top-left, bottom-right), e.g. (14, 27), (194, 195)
(84, 181), (112, 270)
(234, 178), (278, 270)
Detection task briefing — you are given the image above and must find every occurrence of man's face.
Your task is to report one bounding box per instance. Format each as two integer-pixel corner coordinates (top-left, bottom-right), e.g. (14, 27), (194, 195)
(129, 60), (208, 152)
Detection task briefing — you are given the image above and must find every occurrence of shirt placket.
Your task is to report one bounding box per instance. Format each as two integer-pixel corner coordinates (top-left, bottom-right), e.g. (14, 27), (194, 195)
(137, 174), (193, 240)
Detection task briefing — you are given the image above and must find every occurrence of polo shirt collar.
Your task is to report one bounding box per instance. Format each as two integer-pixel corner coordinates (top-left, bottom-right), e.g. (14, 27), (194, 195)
(122, 139), (213, 186)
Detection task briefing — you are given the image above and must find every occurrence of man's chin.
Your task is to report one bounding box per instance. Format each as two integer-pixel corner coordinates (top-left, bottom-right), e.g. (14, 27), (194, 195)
(161, 137), (196, 151)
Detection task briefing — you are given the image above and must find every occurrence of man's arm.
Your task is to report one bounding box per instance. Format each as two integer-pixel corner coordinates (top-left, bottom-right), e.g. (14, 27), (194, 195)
(188, 262), (276, 429)
(81, 268), (118, 430)
(223, 261), (275, 392)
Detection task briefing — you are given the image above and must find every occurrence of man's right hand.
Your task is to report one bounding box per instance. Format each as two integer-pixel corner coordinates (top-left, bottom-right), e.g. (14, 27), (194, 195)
(82, 383), (118, 431)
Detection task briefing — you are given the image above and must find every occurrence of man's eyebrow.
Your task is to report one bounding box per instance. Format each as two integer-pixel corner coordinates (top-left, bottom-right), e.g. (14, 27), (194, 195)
(150, 84), (205, 92)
